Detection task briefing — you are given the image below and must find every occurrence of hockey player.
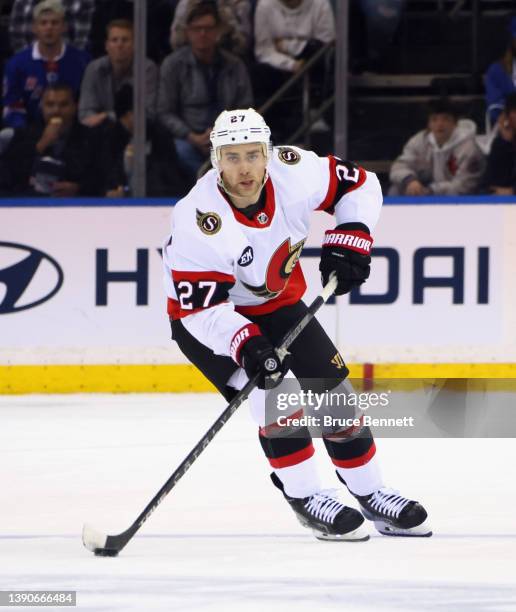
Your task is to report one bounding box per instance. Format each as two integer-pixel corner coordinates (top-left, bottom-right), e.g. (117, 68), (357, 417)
(163, 108), (431, 541)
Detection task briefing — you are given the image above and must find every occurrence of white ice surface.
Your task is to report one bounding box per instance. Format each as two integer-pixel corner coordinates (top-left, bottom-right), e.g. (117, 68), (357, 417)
(1, 393), (515, 612)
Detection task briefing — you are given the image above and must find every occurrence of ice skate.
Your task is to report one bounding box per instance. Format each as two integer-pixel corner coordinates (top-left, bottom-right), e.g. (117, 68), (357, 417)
(337, 472), (432, 537)
(271, 473), (369, 542)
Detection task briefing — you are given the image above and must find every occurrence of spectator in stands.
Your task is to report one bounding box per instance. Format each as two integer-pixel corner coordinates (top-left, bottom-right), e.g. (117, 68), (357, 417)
(157, 1), (253, 179)
(9, 0), (95, 53)
(170, 0), (252, 58)
(388, 99), (485, 196)
(98, 84), (187, 197)
(0, 83), (98, 196)
(2, 0), (89, 129)
(88, 0), (176, 63)
(253, 0), (335, 136)
(254, 0), (334, 74)
(483, 92), (516, 195)
(78, 19), (158, 128)
(485, 16), (516, 125)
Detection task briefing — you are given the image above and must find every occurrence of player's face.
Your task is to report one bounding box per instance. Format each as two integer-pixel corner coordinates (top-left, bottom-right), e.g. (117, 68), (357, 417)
(32, 12), (66, 46)
(219, 143), (267, 203)
(428, 113), (457, 146)
(106, 27), (134, 65)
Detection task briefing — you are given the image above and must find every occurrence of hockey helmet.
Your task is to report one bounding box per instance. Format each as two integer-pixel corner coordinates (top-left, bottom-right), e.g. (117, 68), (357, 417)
(210, 108), (272, 172)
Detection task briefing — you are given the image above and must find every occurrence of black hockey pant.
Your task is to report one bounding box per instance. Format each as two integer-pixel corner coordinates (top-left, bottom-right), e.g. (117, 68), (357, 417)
(171, 300), (375, 470)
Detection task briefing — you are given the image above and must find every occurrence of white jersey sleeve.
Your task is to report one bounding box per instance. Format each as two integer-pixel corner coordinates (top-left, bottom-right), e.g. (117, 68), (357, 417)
(268, 146), (383, 231)
(313, 154), (383, 231)
(163, 202), (255, 359)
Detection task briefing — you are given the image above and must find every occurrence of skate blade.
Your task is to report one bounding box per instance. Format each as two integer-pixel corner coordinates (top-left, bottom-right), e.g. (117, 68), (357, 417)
(314, 525), (370, 542)
(375, 519), (433, 537)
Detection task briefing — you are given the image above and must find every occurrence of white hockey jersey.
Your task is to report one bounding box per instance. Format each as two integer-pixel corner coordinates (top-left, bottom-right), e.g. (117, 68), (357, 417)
(163, 145), (383, 359)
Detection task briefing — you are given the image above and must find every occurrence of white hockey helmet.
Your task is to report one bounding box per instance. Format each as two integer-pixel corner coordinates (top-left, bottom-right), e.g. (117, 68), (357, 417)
(210, 108), (272, 173)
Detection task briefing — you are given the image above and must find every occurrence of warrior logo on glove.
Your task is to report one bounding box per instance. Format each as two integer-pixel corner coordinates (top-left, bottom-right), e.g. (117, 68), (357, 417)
(319, 223), (374, 296)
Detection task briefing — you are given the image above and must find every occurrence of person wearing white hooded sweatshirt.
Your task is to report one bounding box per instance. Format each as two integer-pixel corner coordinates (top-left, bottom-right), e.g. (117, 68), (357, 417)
(254, 0), (335, 74)
(253, 0), (335, 137)
(389, 99), (486, 196)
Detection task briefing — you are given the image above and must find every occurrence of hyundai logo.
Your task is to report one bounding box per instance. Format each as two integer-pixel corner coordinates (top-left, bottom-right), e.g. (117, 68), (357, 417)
(0, 242), (64, 314)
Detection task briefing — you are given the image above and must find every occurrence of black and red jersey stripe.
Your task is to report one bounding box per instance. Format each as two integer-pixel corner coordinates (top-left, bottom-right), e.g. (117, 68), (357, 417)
(317, 156), (367, 215)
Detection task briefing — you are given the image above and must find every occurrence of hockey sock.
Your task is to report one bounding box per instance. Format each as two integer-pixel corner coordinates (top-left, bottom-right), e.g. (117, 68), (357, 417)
(273, 455), (322, 498)
(323, 428), (384, 496)
(335, 454), (384, 497)
(259, 428), (321, 498)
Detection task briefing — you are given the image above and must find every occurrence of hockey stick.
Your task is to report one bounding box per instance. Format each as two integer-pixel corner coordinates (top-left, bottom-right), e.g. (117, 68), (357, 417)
(82, 274), (338, 556)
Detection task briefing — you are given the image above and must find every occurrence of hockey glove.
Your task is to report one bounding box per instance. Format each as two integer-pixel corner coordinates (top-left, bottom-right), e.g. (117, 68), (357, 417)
(230, 324), (290, 390)
(319, 223), (373, 296)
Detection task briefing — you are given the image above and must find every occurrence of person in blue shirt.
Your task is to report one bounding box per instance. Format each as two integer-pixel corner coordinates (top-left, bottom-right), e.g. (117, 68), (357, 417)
(2, 0), (89, 129)
(485, 16), (516, 125)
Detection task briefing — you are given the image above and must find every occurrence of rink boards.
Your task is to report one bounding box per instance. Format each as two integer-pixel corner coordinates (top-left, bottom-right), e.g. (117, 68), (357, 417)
(1, 197), (515, 392)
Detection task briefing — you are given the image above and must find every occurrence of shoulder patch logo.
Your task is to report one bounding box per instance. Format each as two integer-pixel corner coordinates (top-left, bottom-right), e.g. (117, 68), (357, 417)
(196, 209), (221, 235)
(278, 147), (301, 165)
(238, 246), (254, 267)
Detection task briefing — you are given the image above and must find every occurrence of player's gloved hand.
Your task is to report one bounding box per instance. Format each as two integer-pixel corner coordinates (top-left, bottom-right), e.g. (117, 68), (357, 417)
(230, 324), (290, 389)
(319, 222), (373, 295)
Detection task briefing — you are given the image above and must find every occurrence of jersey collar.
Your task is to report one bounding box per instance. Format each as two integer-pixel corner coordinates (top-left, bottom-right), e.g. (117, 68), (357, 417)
(220, 177), (276, 229)
(32, 42), (66, 61)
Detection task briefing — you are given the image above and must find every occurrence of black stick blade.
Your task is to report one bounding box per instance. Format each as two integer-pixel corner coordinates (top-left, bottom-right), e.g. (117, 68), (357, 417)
(94, 548), (119, 557)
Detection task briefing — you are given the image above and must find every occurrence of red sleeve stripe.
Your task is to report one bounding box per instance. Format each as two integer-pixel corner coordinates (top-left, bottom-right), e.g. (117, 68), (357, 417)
(167, 297), (179, 318)
(268, 443), (315, 469)
(167, 297), (229, 320)
(172, 270), (236, 284)
(316, 156), (338, 212)
(316, 158), (368, 212)
(330, 442), (376, 468)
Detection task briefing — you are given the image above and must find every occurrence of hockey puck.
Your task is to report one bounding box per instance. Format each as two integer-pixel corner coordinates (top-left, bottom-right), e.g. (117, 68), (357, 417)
(94, 548), (118, 557)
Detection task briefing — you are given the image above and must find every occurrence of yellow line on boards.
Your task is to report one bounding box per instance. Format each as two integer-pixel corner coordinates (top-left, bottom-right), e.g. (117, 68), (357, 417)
(0, 364), (215, 394)
(372, 363), (516, 378)
(0, 363), (514, 394)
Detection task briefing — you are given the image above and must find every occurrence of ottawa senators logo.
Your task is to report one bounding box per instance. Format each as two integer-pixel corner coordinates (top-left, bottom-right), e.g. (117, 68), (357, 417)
(196, 209), (221, 235)
(242, 238), (305, 299)
(278, 147), (301, 165)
